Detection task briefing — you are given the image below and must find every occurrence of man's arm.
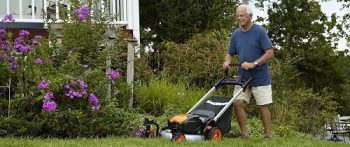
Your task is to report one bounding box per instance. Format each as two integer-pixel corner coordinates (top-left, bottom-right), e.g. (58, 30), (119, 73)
(223, 53), (233, 69)
(241, 48), (274, 70)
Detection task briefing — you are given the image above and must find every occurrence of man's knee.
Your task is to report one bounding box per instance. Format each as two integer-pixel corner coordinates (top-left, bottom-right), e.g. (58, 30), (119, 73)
(259, 105), (271, 115)
(259, 104), (269, 110)
(233, 100), (245, 109)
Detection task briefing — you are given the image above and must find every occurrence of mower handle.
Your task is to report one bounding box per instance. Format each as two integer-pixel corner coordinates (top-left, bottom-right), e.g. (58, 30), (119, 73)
(220, 63), (254, 88)
(224, 64), (240, 77)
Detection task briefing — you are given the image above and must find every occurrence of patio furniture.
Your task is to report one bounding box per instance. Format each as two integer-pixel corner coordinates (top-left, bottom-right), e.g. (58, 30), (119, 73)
(326, 116), (350, 143)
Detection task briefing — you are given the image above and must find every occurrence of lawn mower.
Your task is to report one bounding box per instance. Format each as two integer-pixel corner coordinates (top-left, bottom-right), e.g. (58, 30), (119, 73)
(143, 64), (252, 142)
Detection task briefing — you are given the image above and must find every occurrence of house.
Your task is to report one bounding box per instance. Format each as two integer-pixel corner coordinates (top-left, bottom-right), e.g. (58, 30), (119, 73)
(0, 0), (140, 44)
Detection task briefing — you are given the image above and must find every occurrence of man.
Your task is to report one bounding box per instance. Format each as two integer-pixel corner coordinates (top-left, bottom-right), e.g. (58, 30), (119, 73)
(223, 4), (274, 139)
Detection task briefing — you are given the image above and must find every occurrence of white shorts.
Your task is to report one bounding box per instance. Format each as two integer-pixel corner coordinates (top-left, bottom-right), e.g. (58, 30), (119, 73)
(233, 85), (272, 105)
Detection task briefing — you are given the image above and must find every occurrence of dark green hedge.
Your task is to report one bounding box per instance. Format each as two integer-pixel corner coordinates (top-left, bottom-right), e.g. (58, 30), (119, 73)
(0, 106), (134, 138)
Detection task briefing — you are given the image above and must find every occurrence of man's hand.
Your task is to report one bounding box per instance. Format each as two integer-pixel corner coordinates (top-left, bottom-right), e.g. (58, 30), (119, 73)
(223, 61), (230, 70)
(241, 62), (256, 70)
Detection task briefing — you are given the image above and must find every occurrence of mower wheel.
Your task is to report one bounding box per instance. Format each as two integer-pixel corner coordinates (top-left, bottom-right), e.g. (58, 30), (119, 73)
(172, 133), (186, 143)
(207, 127), (222, 141)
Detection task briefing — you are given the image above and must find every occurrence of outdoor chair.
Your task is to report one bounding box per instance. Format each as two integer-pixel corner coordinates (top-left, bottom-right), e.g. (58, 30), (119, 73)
(326, 116), (350, 143)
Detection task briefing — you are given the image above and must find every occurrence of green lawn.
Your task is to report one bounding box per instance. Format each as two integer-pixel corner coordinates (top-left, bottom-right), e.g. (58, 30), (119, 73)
(0, 136), (348, 147)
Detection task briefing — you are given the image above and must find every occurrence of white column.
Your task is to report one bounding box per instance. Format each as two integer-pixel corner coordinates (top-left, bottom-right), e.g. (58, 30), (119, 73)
(91, 1), (94, 19)
(43, 0), (47, 15)
(116, 0), (120, 21)
(126, 0), (140, 53)
(67, 2), (71, 20)
(44, 0), (47, 28)
(31, 0), (35, 19)
(112, 0), (116, 22)
(133, 0), (140, 46)
(123, 0), (127, 21)
(6, 0), (10, 14)
(101, 0), (104, 14)
(127, 0), (132, 28)
(19, 0), (23, 19)
(55, 0), (59, 20)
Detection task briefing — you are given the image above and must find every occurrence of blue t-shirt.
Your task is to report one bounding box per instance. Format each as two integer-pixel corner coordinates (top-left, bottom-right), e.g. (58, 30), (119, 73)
(228, 24), (273, 86)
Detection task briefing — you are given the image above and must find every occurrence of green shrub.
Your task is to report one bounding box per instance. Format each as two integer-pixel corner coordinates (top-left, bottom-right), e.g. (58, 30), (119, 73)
(0, 106), (135, 138)
(136, 78), (206, 116)
(258, 58), (337, 135)
(0, 117), (31, 136)
(162, 30), (232, 88)
(273, 124), (302, 137)
(226, 117), (301, 138)
(0, 98), (7, 116)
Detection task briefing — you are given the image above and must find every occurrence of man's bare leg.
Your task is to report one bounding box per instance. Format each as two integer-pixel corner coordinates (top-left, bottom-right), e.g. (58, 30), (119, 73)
(234, 100), (249, 138)
(259, 105), (272, 138)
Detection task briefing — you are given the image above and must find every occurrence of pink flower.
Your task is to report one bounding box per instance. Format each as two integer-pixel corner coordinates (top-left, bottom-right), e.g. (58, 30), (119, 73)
(107, 69), (120, 84)
(89, 93), (99, 106)
(38, 80), (49, 90)
(2, 14), (15, 23)
(42, 100), (57, 112)
(44, 92), (54, 100)
(75, 5), (90, 21)
(64, 80), (88, 99)
(35, 58), (42, 64)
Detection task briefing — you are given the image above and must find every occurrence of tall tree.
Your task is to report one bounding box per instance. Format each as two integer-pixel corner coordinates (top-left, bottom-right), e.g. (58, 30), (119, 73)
(140, 0), (239, 44)
(339, 0), (350, 49)
(337, 0), (350, 114)
(265, 0), (350, 114)
(140, 0), (239, 71)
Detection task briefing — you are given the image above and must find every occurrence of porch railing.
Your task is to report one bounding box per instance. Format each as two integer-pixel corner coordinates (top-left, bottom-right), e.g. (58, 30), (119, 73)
(0, 0), (128, 25)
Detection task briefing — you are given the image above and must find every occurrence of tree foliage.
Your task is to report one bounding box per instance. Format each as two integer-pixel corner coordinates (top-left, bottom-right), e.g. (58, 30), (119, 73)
(265, 0), (350, 114)
(140, 0), (240, 71)
(337, 0), (350, 114)
(162, 30), (231, 87)
(140, 0), (239, 44)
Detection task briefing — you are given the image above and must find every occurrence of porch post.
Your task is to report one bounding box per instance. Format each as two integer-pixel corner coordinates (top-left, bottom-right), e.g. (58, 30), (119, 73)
(127, 38), (137, 109)
(106, 29), (116, 101)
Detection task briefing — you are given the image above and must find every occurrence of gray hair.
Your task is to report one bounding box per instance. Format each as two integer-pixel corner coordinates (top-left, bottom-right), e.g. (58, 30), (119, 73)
(246, 6), (253, 17)
(238, 4), (253, 17)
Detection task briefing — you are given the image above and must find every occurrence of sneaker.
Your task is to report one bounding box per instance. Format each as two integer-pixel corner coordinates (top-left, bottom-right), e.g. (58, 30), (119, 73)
(264, 134), (272, 139)
(240, 132), (250, 139)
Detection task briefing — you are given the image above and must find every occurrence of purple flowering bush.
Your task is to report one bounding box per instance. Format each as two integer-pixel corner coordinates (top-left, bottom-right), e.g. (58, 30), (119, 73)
(0, 3), (136, 137)
(0, 29), (43, 70)
(0, 26), (46, 101)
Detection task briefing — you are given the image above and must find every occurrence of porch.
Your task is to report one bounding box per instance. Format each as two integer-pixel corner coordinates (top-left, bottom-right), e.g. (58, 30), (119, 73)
(0, 0), (140, 42)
